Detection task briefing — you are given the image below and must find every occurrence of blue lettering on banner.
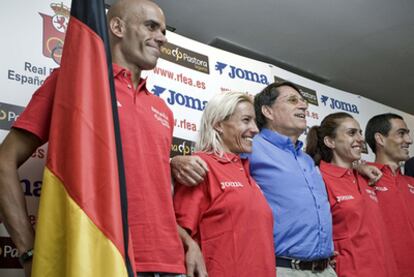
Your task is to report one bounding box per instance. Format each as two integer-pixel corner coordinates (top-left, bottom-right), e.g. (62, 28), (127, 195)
(320, 95), (359, 114)
(214, 61), (269, 85)
(215, 62), (227, 74)
(151, 85), (208, 111)
(20, 179), (42, 197)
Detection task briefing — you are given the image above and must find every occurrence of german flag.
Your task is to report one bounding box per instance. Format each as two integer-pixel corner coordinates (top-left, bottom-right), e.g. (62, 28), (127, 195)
(32, 0), (134, 276)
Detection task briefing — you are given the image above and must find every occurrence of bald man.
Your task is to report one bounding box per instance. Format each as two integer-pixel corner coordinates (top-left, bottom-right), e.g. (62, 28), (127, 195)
(0, 1), (207, 276)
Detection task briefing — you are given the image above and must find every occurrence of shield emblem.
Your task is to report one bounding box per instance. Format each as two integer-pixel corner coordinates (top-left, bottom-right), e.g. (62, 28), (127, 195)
(39, 3), (69, 64)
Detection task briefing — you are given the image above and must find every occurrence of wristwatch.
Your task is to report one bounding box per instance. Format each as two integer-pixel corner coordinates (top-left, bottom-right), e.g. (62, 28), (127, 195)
(19, 248), (34, 264)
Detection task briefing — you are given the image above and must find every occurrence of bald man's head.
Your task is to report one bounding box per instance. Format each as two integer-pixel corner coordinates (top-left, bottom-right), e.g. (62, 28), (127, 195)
(108, 0), (167, 71)
(108, 0), (158, 22)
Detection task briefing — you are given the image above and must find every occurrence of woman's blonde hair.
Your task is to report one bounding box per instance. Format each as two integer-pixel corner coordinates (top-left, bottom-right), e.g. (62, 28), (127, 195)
(196, 92), (253, 156)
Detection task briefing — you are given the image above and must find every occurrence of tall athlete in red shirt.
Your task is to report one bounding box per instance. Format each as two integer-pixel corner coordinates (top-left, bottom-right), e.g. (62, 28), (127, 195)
(0, 1), (207, 276)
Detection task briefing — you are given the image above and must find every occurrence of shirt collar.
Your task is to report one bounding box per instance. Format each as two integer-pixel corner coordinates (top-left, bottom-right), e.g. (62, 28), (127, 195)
(368, 162), (386, 171)
(368, 162), (401, 175)
(112, 63), (149, 94)
(260, 128), (303, 154)
(319, 160), (352, 178)
(209, 152), (241, 164)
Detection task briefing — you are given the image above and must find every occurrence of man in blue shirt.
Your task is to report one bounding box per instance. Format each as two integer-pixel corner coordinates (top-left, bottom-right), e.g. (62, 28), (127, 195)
(249, 81), (336, 276)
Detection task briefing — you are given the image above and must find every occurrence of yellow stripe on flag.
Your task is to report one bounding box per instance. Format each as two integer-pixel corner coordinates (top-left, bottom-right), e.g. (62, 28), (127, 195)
(32, 167), (128, 277)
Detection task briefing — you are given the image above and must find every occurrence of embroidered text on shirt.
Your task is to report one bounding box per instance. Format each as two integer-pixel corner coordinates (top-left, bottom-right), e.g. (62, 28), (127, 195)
(220, 181), (243, 190)
(336, 195), (355, 202)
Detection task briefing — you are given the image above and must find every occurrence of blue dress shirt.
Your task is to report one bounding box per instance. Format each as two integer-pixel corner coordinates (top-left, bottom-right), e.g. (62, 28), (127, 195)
(248, 128), (333, 260)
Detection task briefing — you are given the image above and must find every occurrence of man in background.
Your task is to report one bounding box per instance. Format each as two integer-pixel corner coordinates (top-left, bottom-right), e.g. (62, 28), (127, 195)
(365, 113), (414, 277)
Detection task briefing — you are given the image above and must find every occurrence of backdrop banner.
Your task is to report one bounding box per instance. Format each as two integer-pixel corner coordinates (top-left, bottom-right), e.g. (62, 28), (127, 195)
(1, 1), (413, 276)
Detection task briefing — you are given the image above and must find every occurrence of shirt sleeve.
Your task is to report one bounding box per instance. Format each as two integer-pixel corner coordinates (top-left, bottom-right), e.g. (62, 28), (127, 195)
(13, 69), (59, 143)
(173, 179), (209, 238)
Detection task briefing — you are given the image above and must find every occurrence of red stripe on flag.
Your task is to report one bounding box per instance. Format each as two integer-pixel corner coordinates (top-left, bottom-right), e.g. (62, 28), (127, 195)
(46, 15), (127, 261)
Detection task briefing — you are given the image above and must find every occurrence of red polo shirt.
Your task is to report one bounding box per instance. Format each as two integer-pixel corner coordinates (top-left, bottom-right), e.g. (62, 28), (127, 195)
(320, 161), (397, 277)
(399, 174), (414, 224)
(14, 64), (185, 273)
(174, 152), (275, 277)
(369, 162), (414, 277)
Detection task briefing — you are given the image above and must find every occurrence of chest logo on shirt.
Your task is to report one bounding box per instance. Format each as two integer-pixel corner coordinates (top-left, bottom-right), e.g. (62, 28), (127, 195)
(407, 184), (414, 194)
(220, 181), (243, 190)
(336, 195), (354, 202)
(151, 106), (170, 129)
(365, 189), (378, 202)
(375, 186), (389, 192)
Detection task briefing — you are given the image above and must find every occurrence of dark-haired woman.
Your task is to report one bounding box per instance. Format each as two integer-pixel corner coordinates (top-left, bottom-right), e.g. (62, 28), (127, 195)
(306, 112), (398, 277)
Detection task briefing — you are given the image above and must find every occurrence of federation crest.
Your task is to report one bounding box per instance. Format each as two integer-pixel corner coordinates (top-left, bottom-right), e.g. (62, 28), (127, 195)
(39, 2), (70, 64)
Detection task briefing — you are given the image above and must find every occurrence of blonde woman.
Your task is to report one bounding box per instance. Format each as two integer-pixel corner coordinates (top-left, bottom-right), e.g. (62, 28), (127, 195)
(174, 92), (276, 277)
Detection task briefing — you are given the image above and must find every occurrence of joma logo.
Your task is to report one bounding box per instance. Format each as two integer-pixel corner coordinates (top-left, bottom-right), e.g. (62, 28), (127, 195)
(215, 62), (269, 85)
(152, 85), (208, 111)
(320, 95), (359, 114)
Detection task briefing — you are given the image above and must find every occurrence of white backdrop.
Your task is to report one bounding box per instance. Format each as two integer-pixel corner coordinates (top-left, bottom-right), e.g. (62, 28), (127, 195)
(1, 1), (413, 276)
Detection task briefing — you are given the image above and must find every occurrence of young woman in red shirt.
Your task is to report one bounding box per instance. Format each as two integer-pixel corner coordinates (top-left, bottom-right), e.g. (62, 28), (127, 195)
(306, 112), (398, 277)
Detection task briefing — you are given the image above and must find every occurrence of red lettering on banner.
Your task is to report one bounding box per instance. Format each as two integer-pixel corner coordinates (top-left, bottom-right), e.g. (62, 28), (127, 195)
(174, 118), (198, 132)
(153, 67), (206, 90)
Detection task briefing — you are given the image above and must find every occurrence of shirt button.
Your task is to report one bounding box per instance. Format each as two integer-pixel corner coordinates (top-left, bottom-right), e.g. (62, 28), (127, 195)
(127, 84), (132, 89)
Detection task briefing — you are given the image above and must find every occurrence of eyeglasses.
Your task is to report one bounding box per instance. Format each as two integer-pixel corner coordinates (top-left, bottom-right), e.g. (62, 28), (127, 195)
(281, 95), (308, 106)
